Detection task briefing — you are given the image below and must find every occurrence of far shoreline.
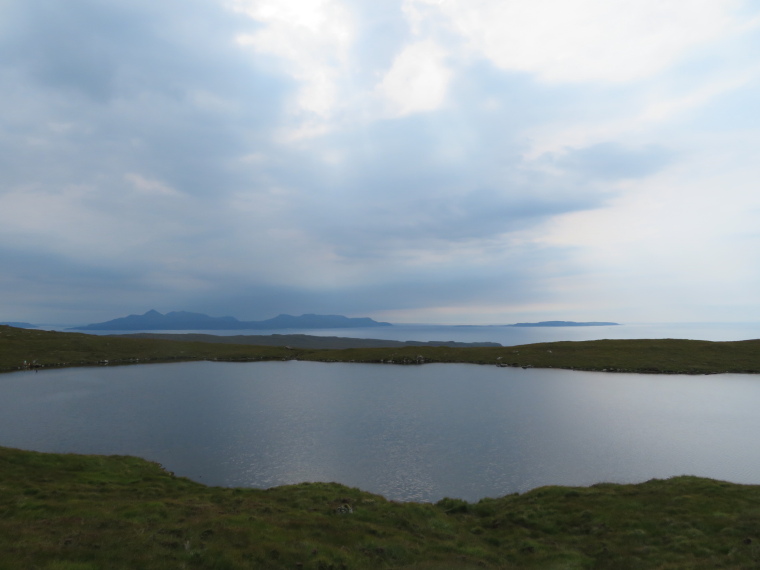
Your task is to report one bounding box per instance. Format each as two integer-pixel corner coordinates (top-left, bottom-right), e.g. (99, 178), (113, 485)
(1, 325), (759, 376)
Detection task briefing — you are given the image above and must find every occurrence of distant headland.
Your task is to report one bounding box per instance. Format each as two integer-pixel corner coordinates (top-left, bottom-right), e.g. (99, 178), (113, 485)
(70, 310), (393, 331)
(0, 322), (38, 329)
(509, 321), (619, 327)
(454, 320), (620, 328)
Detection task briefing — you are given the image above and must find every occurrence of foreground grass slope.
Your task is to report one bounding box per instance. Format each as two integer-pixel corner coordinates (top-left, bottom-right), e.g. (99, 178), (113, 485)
(1, 325), (759, 374)
(2, 446), (760, 569)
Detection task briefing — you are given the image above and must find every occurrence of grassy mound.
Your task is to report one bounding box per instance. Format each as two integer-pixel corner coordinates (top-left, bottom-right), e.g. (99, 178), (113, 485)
(2, 446), (760, 569)
(1, 325), (759, 375)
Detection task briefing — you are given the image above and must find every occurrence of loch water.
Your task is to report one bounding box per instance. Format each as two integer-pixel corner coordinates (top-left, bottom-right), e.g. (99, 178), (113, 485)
(2, 360), (760, 502)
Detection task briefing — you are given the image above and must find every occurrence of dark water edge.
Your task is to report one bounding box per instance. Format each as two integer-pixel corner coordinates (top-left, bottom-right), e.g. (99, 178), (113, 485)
(2, 360), (760, 502)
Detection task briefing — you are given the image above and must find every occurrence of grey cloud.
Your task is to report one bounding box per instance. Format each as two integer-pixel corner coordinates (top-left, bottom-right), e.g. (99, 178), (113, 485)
(274, 110), (604, 258)
(188, 247), (560, 321)
(1, 0), (288, 197)
(255, 65), (625, 261)
(0, 0), (704, 324)
(0, 247), (153, 322)
(3, 0), (255, 101)
(348, 0), (411, 87)
(553, 142), (675, 180)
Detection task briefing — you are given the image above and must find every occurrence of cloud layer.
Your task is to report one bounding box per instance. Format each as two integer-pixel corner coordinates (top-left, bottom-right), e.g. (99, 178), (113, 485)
(1, 0), (759, 324)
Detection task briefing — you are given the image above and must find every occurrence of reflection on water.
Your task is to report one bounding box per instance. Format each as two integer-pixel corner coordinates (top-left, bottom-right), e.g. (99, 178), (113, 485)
(1, 361), (760, 502)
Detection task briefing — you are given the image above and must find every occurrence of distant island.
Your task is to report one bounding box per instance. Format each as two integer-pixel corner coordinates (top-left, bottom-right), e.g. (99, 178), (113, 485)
(508, 321), (619, 327)
(71, 310), (393, 331)
(0, 322), (37, 329)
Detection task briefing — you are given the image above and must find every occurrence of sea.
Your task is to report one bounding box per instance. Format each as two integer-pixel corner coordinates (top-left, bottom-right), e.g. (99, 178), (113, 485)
(41, 321), (760, 345)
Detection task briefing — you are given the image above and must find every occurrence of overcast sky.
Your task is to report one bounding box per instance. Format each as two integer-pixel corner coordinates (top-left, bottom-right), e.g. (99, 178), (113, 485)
(2, 0), (760, 325)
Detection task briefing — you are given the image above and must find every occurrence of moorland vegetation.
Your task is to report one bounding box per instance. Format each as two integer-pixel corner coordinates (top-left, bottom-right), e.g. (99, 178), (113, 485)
(1, 325), (759, 375)
(2, 324), (760, 568)
(2, 446), (760, 569)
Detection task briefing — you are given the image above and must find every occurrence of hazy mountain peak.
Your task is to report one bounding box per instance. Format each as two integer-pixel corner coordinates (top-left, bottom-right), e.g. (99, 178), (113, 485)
(72, 311), (392, 331)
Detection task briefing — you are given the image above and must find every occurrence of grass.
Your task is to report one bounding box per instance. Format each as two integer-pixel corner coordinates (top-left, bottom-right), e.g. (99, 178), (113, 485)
(1, 325), (759, 375)
(3, 325), (760, 567)
(2, 446), (760, 569)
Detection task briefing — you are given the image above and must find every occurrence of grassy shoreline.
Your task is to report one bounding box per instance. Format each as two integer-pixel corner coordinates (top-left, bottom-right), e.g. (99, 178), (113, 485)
(2, 446), (760, 569)
(2, 325), (760, 375)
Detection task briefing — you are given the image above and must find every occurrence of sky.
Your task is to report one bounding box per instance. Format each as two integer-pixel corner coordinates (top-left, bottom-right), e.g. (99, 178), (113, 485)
(2, 0), (760, 326)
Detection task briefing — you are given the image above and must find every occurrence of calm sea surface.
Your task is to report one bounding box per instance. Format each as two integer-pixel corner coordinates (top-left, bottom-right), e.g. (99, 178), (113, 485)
(62, 321), (760, 345)
(2, 360), (760, 502)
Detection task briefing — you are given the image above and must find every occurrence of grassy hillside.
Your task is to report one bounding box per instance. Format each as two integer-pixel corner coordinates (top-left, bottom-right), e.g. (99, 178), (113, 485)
(1, 325), (759, 375)
(2, 446), (760, 569)
(0, 325), (294, 374)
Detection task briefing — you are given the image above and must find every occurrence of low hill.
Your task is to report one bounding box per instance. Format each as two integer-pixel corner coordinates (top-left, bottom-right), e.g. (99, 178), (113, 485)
(509, 320), (619, 327)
